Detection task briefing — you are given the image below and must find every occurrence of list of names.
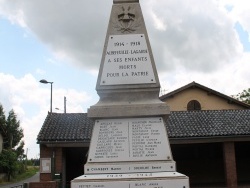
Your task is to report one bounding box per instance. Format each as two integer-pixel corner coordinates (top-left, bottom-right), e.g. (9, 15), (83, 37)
(88, 117), (171, 162)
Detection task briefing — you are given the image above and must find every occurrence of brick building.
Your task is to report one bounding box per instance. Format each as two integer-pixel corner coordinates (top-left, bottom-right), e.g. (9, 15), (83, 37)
(37, 82), (250, 188)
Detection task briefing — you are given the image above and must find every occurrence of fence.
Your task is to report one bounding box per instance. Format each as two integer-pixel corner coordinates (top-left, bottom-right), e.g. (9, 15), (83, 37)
(5, 182), (57, 188)
(10, 184), (23, 188)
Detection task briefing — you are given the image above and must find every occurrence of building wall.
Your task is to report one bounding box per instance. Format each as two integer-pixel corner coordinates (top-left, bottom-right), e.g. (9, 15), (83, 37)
(40, 145), (63, 182)
(164, 88), (245, 111)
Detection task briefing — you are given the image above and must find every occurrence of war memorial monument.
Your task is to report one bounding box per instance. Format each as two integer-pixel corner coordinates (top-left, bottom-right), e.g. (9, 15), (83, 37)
(71, 0), (189, 187)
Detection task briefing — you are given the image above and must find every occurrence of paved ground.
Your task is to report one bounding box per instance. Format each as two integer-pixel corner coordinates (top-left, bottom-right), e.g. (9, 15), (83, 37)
(192, 183), (250, 188)
(192, 186), (250, 188)
(0, 172), (39, 188)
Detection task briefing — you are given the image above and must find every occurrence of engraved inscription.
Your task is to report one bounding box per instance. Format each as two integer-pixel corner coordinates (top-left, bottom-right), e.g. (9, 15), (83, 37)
(100, 34), (156, 85)
(88, 117), (171, 162)
(94, 121), (128, 160)
(72, 176), (190, 188)
(131, 119), (162, 158)
(84, 162), (175, 174)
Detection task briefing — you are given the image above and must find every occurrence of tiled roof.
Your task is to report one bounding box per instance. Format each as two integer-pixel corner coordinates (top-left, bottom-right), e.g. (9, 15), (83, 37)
(167, 110), (250, 138)
(37, 113), (94, 142)
(37, 110), (250, 143)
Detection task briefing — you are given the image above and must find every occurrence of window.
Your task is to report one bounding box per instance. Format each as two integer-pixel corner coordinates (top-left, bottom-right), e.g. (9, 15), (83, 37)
(187, 100), (201, 111)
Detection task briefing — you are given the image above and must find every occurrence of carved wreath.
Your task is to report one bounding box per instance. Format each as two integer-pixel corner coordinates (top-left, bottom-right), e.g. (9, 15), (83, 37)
(112, 5), (141, 33)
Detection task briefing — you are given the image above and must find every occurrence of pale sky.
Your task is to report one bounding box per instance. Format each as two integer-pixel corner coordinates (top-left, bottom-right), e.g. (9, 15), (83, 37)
(0, 0), (250, 159)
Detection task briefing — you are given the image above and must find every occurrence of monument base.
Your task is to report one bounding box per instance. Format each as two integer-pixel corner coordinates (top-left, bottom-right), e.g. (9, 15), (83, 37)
(71, 172), (189, 188)
(88, 103), (170, 119)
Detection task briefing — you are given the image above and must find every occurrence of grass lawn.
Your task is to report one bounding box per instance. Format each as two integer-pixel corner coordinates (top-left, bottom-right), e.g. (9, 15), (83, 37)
(0, 166), (39, 185)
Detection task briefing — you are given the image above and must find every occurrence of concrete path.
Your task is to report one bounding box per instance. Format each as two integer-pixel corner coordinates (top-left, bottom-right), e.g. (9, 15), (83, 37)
(0, 172), (39, 188)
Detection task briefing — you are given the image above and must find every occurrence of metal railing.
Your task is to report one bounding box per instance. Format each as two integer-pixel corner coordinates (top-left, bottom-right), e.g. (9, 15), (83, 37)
(10, 183), (28, 188)
(10, 185), (23, 188)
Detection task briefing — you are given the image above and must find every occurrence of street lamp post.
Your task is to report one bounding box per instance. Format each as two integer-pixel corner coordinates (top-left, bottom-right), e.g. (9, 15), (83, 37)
(40, 79), (53, 113)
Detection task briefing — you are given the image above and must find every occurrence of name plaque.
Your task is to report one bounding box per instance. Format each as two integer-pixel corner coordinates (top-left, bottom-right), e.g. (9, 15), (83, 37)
(100, 34), (156, 85)
(85, 161), (176, 174)
(88, 117), (172, 162)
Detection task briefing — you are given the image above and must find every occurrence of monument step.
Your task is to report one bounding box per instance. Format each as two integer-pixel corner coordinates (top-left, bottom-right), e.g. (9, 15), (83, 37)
(71, 172), (189, 188)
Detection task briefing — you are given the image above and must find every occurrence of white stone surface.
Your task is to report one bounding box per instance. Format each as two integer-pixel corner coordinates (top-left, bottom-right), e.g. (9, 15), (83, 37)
(88, 103), (170, 118)
(71, 172), (189, 188)
(100, 34), (156, 85)
(87, 117), (172, 162)
(84, 161), (176, 174)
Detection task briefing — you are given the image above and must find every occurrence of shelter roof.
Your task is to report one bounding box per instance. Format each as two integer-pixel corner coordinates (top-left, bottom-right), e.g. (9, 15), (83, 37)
(37, 113), (93, 143)
(37, 110), (250, 144)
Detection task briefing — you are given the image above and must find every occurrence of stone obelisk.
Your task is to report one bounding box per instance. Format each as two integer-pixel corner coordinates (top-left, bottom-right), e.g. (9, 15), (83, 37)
(71, 0), (189, 187)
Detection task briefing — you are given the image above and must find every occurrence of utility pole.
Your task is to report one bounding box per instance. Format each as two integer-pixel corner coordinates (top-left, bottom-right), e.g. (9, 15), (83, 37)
(10, 134), (13, 149)
(25, 148), (28, 169)
(64, 96), (67, 113)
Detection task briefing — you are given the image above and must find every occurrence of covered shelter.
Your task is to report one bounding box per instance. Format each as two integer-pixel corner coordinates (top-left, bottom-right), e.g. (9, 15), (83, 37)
(37, 109), (250, 187)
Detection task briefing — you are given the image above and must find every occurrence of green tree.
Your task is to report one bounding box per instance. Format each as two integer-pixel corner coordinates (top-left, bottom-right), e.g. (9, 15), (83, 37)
(0, 104), (25, 181)
(4, 109), (24, 150)
(234, 88), (250, 105)
(0, 149), (18, 181)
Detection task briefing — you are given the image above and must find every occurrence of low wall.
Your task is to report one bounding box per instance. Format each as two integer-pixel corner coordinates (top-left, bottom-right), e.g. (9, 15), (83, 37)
(29, 181), (58, 188)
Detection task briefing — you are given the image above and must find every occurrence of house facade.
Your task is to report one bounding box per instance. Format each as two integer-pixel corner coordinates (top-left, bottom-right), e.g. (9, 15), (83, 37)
(160, 81), (250, 111)
(37, 82), (250, 188)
